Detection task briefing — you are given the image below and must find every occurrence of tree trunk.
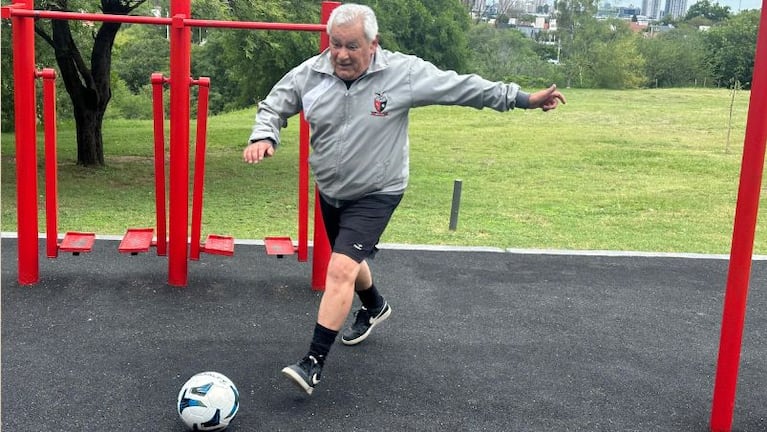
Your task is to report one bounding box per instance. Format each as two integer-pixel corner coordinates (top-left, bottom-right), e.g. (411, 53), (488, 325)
(74, 107), (105, 166)
(40, 0), (144, 167)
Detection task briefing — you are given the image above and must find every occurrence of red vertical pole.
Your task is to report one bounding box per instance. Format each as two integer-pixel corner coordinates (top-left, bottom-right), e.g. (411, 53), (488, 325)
(298, 112), (309, 262)
(311, 194), (331, 291)
(310, 1), (339, 290)
(168, 0), (192, 286)
(319, 2), (338, 49)
(151, 73), (167, 256)
(190, 78), (210, 261)
(12, 0), (39, 284)
(40, 69), (59, 258)
(710, 4), (767, 431)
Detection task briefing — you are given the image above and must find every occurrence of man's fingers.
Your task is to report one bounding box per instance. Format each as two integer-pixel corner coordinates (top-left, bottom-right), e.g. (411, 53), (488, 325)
(243, 142), (274, 164)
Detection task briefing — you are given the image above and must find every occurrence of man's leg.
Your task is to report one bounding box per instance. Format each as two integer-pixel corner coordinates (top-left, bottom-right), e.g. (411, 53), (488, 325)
(341, 259), (391, 346)
(318, 252), (362, 330)
(355, 260), (372, 291)
(282, 193), (401, 394)
(281, 253), (359, 395)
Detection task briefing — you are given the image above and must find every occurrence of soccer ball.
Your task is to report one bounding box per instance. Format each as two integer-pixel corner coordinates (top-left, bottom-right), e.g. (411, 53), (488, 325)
(177, 371), (240, 431)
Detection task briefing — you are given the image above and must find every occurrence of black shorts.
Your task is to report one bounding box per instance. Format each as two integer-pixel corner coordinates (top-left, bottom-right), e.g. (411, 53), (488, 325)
(319, 193), (403, 263)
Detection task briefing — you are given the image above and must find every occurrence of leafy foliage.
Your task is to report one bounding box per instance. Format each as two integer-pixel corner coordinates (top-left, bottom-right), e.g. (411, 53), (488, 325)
(353, 0), (472, 72)
(32, 0), (148, 165)
(560, 16), (646, 88)
(638, 28), (713, 87)
(112, 23), (169, 93)
(685, 0), (731, 23)
(703, 9), (760, 88)
(467, 24), (564, 87)
(192, 0), (320, 113)
(1, 0), (762, 135)
(1, 19), (14, 131)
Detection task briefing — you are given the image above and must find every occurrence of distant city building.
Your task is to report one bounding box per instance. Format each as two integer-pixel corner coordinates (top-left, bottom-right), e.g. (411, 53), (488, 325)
(664, 0), (688, 19)
(642, 0), (663, 19)
(618, 6), (642, 17)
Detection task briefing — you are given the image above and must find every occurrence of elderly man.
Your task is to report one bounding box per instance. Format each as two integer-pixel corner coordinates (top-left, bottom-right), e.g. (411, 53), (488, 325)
(244, 3), (566, 395)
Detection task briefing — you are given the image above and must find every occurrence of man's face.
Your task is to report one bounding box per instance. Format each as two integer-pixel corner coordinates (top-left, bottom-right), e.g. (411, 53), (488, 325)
(329, 19), (378, 81)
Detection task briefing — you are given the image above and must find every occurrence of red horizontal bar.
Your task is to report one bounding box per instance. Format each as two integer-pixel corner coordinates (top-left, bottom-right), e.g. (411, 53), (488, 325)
(2, 7), (326, 32)
(185, 18), (324, 32)
(5, 8), (170, 25)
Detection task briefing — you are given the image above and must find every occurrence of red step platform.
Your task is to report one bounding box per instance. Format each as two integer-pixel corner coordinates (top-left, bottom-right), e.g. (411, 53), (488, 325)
(202, 234), (235, 256)
(264, 236), (296, 258)
(119, 228), (154, 255)
(59, 232), (96, 255)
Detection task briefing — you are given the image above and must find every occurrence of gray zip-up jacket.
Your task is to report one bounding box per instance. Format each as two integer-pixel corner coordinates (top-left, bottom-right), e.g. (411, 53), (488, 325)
(249, 46), (528, 201)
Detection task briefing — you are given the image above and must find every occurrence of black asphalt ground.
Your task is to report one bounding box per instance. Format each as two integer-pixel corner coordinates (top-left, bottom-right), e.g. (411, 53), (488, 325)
(2, 237), (766, 431)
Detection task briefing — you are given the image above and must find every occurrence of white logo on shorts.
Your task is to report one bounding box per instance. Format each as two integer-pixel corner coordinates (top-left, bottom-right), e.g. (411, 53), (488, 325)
(353, 243), (364, 251)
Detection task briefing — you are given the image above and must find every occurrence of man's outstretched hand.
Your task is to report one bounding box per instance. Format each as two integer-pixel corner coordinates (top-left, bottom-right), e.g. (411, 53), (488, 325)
(529, 84), (566, 112)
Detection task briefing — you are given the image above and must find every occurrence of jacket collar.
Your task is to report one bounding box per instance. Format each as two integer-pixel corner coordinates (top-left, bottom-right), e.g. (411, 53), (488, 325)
(312, 46), (389, 77)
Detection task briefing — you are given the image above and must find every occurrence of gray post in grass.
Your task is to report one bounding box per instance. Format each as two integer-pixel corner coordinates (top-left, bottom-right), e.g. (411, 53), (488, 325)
(449, 179), (462, 231)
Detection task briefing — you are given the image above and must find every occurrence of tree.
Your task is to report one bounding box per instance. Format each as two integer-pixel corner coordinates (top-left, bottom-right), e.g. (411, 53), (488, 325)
(460, 0), (489, 23)
(34, 0), (147, 166)
(467, 24), (564, 87)
(638, 27), (712, 87)
(565, 18), (645, 88)
(685, 0), (731, 23)
(1, 19), (15, 131)
(1, 8), (63, 131)
(112, 23), (169, 93)
(585, 22), (645, 89)
(704, 9), (759, 88)
(369, 0), (472, 72)
(192, 0), (319, 112)
(190, 0), (473, 113)
(555, 0), (598, 87)
(496, 0), (521, 19)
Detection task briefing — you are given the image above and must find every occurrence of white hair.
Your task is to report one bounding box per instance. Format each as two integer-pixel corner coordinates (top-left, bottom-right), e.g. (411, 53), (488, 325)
(326, 3), (378, 42)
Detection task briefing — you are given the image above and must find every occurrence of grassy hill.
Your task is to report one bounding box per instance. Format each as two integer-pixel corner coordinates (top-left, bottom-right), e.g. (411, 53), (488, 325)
(2, 87), (764, 254)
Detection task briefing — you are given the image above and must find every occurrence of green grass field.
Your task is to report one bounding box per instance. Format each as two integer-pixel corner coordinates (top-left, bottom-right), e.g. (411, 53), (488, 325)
(3, 88), (765, 254)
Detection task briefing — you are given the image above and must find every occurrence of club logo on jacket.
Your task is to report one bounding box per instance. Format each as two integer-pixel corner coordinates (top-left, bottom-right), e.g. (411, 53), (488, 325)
(371, 92), (389, 117)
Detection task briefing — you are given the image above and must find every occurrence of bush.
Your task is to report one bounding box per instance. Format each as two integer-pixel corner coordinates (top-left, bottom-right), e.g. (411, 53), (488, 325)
(106, 78), (154, 120)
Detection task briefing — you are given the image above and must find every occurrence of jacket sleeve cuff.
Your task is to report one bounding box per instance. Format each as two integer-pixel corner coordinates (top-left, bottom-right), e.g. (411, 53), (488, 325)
(514, 91), (531, 109)
(248, 137), (277, 147)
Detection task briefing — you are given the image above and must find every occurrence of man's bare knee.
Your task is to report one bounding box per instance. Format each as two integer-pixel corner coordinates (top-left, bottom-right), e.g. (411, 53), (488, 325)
(326, 253), (360, 286)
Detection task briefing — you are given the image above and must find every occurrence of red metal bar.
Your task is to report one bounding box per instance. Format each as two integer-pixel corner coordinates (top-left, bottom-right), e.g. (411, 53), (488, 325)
(151, 73), (168, 256)
(310, 1), (339, 290)
(184, 18), (324, 32)
(4, 8), (326, 32)
(39, 69), (59, 258)
(710, 4), (767, 431)
(5, 8), (170, 24)
(319, 2), (337, 51)
(298, 112), (309, 262)
(311, 193), (332, 291)
(190, 77), (211, 261)
(12, 0), (39, 284)
(3, 1), (334, 287)
(168, 4), (192, 286)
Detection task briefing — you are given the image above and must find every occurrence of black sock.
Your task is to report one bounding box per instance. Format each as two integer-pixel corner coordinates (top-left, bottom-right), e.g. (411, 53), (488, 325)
(357, 283), (384, 311)
(308, 323), (338, 364)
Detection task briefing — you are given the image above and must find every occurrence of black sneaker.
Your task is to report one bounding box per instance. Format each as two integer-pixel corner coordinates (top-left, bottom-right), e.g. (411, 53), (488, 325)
(341, 302), (392, 346)
(281, 355), (323, 395)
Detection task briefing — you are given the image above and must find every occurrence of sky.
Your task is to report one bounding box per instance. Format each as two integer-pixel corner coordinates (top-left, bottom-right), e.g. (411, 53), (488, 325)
(612, 0), (762, 13)
(720, 0), (762, 11)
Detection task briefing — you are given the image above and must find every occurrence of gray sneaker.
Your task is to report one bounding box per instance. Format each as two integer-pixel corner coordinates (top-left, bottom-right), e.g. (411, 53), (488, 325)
(281, 355), (322, 395)
(341, 302), (392, 346)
